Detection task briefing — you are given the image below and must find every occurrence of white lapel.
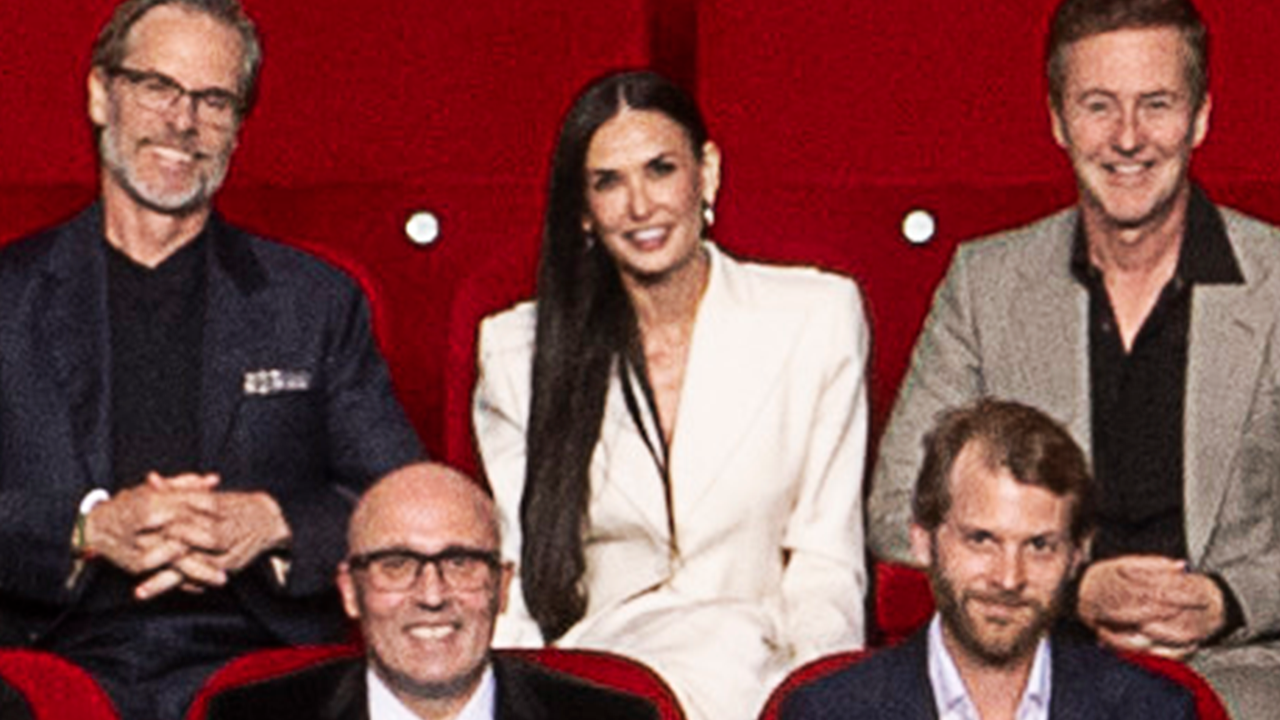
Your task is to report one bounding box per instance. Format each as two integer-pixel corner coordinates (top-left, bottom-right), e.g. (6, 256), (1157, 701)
(667, 244), (803, 519)
(596, 358), (676, 542)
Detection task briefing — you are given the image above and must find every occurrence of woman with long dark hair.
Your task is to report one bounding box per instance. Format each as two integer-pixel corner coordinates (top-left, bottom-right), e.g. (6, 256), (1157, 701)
(473, 70), (868, 720)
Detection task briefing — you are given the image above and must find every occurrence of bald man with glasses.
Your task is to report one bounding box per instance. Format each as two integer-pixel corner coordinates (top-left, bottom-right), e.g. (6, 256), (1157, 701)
(206, 463), (658, 720)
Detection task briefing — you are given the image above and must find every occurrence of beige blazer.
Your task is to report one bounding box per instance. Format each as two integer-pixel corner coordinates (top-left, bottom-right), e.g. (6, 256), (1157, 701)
(870, 205), (1280, 649)
(473, 243), (868, 720)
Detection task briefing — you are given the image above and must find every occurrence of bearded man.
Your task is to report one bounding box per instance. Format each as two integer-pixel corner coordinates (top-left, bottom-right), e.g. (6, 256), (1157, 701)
(783, 401), (1193, 719)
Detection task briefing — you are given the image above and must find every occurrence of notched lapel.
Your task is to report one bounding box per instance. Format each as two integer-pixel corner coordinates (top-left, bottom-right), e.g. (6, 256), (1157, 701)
(1185, 282), (1270, 564)
(200, 221), (273, 472)
(323, 661), (369, 720)
(42, 210), (113, 491)
(669, 291), (801, 517)
(596, 375), (674, 541)
(1007, 224), (1092, 454)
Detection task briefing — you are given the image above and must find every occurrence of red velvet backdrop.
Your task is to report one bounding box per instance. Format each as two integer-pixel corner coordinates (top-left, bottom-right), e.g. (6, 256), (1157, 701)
(0, 0), (654, 451)
(3, 0), (1278, 467)
(698, 0), (1280, 431)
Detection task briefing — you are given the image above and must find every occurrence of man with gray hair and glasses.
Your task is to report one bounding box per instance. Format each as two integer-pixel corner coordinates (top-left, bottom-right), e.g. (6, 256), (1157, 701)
(0, 1), (421, 717)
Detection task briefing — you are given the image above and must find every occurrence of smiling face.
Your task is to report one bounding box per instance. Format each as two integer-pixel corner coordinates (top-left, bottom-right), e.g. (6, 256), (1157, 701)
(912, 441), (1083, 667)
(89, 4), (244, 215)
(1051, 26), (1211, 237)
(582, 108), (720, 286)
(338, 465), (512, 709)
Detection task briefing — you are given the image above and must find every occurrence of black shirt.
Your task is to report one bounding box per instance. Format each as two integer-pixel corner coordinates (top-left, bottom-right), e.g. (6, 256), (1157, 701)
(1071, 186), (1244, 561)
(1068, 186), (1244, 636)
(106, 232), (208, 489)
(95, 231), (236, 614)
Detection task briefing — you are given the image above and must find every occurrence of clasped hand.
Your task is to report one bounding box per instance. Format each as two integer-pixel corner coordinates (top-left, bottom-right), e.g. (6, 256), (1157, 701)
(1077, 555), (1226, 660)
(83, 472), (291, 600)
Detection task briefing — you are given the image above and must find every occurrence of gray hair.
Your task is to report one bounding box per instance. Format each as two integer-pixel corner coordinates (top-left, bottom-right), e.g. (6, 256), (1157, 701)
(91, 0), (263, 116)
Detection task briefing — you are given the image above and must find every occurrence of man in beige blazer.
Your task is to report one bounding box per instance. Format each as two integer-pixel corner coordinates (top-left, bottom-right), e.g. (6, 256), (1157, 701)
(870, 1), (1280, 718)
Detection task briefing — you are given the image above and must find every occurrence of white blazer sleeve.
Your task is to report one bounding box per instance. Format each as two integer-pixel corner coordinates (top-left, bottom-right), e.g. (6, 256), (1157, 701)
(780, 279), (870, 663)
(472, 309), (545, 647)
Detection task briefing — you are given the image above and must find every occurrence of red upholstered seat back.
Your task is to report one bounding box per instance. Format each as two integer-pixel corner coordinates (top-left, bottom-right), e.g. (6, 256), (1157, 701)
(1122, 651), (1232, 720)
(2, 0), (655, 456)
(0, 649), (119, 720)
(502, 647), (687, 720)
(216, 183), (545, 450)
(757, 650), (873, 720)
(696, 0), (1280, 653)
(185, 643), (364, 720)
(758, 647), (1230, 720)
(872, 562), (934, 647)
(708, 181), (1074, 433)
(186, 644), (684, 720)
(443, 229), (541, 476)
(10, 2), (1280, 701)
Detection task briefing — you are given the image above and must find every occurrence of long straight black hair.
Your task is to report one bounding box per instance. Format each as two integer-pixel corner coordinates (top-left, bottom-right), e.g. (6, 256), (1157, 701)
(522, 70), (710, 641)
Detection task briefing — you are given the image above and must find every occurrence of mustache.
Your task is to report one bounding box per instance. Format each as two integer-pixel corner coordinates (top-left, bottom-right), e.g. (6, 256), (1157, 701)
(965, 589), (1037, 609)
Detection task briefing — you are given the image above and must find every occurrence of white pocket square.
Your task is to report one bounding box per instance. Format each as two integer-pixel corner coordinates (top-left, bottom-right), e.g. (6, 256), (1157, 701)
(243, 369), (312, 396)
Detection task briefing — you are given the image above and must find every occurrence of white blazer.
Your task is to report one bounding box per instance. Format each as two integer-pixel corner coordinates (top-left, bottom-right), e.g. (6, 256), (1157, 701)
(473, 243), (868, 720)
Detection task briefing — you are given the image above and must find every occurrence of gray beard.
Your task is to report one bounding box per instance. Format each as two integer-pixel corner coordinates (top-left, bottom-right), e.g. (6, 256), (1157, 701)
(99, 122), (228, 215)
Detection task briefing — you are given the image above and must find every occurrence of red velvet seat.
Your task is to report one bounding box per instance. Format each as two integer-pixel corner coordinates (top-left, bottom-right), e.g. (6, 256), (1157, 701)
(186, 644), (685, 720)
(757, 646), (1230, 720)
(1121, 651), (1232, 720)
(757, 650), (872, 720)
(0, 649), (119, 720)
(871, 562), (1231, 719)
(873, 561), (935, 648)
(442, 231), (540, 477)
(4, 0), (657, 458)
(185, 643), (363, 720)
(502, 648), (686, 720)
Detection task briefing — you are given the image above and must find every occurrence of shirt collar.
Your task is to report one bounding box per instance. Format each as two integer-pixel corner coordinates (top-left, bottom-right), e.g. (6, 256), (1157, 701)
(102, 222), (209, 277)
(926, 615), (1052, 720)
(367, 664), (497, 720)
(1069, 184), (1244, 287)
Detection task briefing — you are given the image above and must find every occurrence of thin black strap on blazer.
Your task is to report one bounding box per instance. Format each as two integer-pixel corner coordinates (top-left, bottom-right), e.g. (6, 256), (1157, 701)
(619, 351), (678, 554)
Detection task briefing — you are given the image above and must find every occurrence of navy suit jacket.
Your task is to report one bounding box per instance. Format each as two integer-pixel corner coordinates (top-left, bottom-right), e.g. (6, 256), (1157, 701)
(780, 629), (1196, 720)
(0, 204), (422, 645)
(204, 654), (660, 720)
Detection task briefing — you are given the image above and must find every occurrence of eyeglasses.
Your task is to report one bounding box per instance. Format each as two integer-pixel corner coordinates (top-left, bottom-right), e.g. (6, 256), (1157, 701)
(347, 547), (502, 593)
(107, 66), (243, 128)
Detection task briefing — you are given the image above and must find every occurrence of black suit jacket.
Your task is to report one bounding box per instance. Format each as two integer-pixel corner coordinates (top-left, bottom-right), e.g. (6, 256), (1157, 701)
(780, 629), (1196, 720)
(0, 204), (422, 645)
(205, 654), (660, 720)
